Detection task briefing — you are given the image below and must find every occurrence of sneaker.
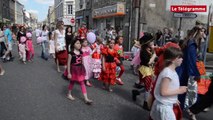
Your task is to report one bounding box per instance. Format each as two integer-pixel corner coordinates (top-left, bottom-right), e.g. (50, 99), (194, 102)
(0, 70), (5, 76)
(67, 94), (75, 101)
(84, 99), (93, 105)
(116, 78), (124, 85)
(203, 107), (210, 112)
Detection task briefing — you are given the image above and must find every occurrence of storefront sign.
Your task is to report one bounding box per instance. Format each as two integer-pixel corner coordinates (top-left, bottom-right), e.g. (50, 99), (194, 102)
(93, 3), (125, 19)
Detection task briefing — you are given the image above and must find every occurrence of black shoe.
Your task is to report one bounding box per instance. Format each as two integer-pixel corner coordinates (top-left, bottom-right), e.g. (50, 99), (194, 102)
(132, 90), (140, 101)
(143, 101), (150, 111)
(134, 83), (144, 89)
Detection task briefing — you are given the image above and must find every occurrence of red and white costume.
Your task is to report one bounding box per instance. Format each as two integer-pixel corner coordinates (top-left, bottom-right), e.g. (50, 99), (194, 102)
(91, 42), (104, 78)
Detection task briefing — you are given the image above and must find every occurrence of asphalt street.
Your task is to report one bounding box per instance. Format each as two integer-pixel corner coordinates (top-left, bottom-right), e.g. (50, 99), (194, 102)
(0, 33), (213, 120)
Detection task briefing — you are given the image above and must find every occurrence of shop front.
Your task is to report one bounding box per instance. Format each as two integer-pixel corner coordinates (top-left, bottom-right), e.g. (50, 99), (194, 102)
(92, 2), (126, 37)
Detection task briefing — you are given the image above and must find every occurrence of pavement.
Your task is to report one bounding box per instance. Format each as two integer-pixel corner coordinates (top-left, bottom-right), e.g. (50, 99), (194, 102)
(0, 33), (213, 120)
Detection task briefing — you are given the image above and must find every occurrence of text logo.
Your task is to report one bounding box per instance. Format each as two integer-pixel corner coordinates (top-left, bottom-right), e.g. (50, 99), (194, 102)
(171, 5), (207, 12)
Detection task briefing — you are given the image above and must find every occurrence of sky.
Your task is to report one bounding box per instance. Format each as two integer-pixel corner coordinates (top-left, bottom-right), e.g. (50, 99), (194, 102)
(18, 0), (54, 22)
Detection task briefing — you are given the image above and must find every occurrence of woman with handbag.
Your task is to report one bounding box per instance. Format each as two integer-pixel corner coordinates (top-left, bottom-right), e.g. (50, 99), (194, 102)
(54, 21), (68, 72)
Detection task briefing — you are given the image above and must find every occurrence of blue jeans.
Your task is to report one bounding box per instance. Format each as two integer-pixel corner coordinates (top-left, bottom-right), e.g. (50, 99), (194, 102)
(41, 41), (48, 60)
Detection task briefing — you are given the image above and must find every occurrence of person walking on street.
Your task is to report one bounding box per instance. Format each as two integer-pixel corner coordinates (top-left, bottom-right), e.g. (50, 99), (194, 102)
(18, 37), (27, 64)
(99, 39), (119, 92)
(65, 26), (73, 52)
(2, 25), (14, 62)
(150, 47), (187, 120)
(26, 32), (34, 62)
(54, 21), (67, 72)
(176, 26), (202, 109)
(67, 38), (93, 105)
(40, 25), (49, 60)
(114, 36), (125, 85)
(0, 26), (7, 57)
(81, 39), (93, 87)
(17, 26), (26, 43)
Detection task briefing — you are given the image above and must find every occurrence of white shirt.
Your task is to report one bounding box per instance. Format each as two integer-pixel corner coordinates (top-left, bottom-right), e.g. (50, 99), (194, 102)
(154, 67), (180, 105)
(55, 29), (66, 51)
(35, 29), (41, 37)
(41, 30), (48, 41)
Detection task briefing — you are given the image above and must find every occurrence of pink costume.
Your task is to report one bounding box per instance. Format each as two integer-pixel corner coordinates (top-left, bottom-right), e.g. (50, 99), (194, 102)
(81, 46), (93, 80)
(131, 50), (141, 66)
(26, 39), (34, 61)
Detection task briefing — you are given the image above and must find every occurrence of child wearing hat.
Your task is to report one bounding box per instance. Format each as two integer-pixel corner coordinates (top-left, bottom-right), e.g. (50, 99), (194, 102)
(133, 33), (156, 110)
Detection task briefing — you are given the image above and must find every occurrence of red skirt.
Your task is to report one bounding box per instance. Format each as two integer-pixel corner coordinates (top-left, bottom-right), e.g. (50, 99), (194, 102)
(99, 62), (117, 85)
(70, 65), (86, 82)
(55, 50), (68, 66)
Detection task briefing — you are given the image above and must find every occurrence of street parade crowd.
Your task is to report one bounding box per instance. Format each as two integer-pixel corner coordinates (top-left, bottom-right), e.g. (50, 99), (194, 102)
(0, 20), (213, 120)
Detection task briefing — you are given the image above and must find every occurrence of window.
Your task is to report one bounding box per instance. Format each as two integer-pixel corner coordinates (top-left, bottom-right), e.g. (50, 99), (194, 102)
(67, 5), (73, 15)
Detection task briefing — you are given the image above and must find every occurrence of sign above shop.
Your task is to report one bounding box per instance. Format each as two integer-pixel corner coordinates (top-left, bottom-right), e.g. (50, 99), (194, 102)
(93, 3), (125, 19)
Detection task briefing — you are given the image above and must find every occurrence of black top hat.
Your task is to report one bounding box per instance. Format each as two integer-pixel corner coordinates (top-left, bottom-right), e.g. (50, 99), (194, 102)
(139, 32), (154, 46)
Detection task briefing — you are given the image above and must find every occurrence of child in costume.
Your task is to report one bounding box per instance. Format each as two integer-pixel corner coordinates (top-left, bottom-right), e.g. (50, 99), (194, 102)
(81, 39), (93, 87)
(99, 39), (119, 92)
(67, 38), (92, 105)
(26, 32), (34, 62)
(19, 36), (27, 64)
(134, 33), (156, 110)
(114, 36), (125, 85)
(91, 37), (103, 78)
(131, 39), (141, 75)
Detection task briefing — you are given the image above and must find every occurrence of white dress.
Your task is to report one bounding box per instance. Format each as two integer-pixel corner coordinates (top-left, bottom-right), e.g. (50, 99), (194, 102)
(49, 40), (55, 54)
